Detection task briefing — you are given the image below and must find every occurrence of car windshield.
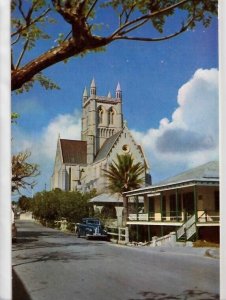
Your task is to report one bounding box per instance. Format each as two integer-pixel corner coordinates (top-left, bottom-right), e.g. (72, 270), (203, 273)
(87, 220), (100, 225)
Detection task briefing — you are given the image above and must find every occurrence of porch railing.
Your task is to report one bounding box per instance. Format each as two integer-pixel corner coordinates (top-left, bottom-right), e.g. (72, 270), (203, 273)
(128, 210), (220, 224)
(198, 211), (220, 223)
(128, 213), (149, 221)
(128, 211), (184, 222)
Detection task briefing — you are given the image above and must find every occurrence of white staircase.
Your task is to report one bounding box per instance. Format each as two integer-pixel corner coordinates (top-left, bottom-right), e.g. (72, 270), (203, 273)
(176, 214), (196, 241)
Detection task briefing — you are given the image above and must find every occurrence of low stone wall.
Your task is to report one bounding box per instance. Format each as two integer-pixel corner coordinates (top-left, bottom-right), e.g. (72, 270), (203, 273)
(151, 232), (177, 247)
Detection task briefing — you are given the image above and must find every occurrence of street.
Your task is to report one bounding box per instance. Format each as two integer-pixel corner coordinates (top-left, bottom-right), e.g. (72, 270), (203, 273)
(12, 220), (219, 300)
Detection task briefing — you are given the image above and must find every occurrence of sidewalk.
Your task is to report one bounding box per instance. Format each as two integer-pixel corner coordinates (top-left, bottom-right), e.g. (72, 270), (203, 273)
(111, 242), (220, 259)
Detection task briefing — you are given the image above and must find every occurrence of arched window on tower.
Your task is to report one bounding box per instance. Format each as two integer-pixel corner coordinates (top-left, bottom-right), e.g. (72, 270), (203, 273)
(98, 107), (103, 124)
(109, 108), (115, 125)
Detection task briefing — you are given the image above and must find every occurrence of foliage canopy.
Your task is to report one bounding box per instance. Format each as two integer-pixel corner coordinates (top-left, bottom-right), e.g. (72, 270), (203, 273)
(103, 153), (145, 221)
(103, 153), (145, 194)
(31, 189), (96, 224)
(11, 0), (217, 92)
(11, 150), (40, 193)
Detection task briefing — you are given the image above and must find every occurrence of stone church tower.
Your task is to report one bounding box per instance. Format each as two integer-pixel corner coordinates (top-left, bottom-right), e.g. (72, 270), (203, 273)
(51, 79), (151, 193)
(81, 79), (123, 164)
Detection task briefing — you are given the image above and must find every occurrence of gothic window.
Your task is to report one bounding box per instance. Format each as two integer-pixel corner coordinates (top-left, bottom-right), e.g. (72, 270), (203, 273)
(109, 108), (115, 125)
(98, 107), (103, 124)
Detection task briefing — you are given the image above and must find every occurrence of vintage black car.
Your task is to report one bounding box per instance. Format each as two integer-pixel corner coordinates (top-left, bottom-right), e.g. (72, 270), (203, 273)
(75, 218), (108, 239)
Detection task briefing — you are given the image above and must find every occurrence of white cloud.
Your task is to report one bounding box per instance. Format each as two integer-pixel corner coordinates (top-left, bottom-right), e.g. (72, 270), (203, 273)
(40, 111), (81, 159)
(132, 68), (219, 183)
(12, 110), (81, 194)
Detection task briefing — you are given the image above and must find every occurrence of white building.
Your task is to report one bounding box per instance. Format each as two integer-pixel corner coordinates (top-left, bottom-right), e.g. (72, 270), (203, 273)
(51, 79), (151, 193)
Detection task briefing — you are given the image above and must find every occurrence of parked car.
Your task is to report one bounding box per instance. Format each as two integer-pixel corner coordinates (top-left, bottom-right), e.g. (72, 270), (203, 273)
(75, 218), (108, 240)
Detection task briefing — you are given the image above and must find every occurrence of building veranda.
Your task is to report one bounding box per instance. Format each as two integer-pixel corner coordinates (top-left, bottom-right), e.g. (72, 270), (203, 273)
(123, 161), (219, 244)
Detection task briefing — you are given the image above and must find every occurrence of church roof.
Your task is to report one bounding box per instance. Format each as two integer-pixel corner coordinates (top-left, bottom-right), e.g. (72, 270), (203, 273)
(94, 130), (122, 162)
(60, 139), (87, 164)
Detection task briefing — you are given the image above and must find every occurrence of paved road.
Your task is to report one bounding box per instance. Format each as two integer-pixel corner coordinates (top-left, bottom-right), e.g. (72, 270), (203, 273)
(12, 220), (219, 300)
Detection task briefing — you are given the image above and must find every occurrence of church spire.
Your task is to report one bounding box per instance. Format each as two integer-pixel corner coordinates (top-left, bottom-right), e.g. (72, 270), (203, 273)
(116, 82), (122, 99)
(83, 86), (88, 102)
(90, 78), (96, 96)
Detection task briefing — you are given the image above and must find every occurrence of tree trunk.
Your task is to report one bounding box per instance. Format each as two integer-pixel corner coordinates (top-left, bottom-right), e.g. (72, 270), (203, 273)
(123, 195), (128, 225)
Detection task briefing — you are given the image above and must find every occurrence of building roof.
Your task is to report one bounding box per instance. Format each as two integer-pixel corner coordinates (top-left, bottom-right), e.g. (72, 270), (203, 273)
(60, 139), (87, 164)
(159, 161), (219, 185)
(89, 193), (123, 203)
(94, 130), (122, 162)
(124, 161), (219, 197)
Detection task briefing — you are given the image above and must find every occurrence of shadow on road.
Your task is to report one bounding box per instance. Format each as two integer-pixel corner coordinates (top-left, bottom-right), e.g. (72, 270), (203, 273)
(13, 226), (107, 268)
(13, 227), (106, 251)
(12, 269), (31, 300)
(129, 289), (219, 300)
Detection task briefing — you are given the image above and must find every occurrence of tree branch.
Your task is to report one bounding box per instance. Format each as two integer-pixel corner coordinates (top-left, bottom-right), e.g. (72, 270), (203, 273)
(110, 0), (190, 39)
(18, 0), (26, 21)
(124, 4), (136, 24)
(11, 50), (15, 71)
(119, 18), (149, 37)
(15, 39), (29, 69)
(115, 16), (194, 42)
(11, 8), (51, 38)
(85, 0), (99, 20)
(12, 151), (40, 193)
(11, 34), (109, 91)
(11, 33), (21, 46)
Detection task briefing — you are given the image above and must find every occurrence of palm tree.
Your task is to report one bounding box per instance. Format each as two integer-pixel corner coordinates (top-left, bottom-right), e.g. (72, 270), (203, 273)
(103, 153), (145, 223)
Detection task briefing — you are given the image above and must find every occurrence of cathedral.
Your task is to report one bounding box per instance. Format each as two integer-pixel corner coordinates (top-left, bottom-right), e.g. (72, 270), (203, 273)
(51, 79), (151, 193)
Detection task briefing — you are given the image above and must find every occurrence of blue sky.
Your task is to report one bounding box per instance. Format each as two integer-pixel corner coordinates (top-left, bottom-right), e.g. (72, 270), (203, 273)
(12, 7), (218, 198)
